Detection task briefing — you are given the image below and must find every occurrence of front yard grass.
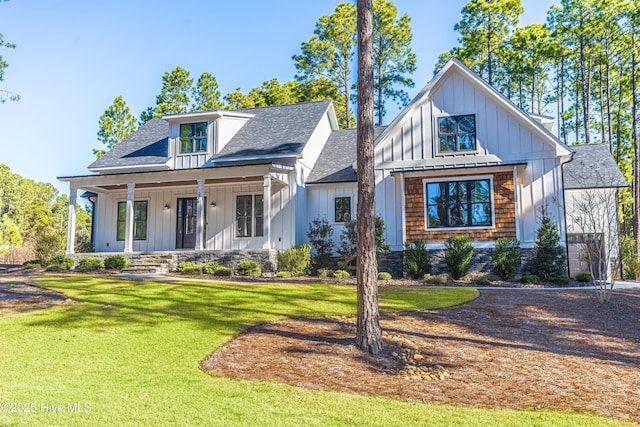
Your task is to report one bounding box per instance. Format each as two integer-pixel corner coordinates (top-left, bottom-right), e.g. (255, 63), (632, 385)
(0, 276), (630, 426)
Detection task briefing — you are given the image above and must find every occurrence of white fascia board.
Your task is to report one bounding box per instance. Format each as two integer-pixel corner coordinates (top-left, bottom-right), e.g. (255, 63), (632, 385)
(162, 110), (255, 122)
(211, 153), (299, 164)
(87, 162), (171, 173)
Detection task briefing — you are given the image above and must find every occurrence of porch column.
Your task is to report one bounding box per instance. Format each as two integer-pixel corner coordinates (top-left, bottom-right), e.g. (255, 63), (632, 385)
(195, 179), (205, 251)
(263, 174), (271, 249)
(124, 183), (135, 253)
(66, 184), (77, 255)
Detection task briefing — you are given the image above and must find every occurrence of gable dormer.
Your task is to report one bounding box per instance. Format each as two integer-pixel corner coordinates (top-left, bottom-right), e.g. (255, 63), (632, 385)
(162, 110), (254, 169)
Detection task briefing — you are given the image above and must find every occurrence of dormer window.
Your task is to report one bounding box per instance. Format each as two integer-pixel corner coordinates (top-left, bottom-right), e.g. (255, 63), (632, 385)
(180, 122), (207, 154)
(438, 114), (476, 153)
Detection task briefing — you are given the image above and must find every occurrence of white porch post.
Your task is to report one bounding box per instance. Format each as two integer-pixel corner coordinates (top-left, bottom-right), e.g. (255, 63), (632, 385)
(66, 184), (77, 255)
(124, 183), (135, 253)
(195, 179), (205, 251)
(263, 174), (272, 249)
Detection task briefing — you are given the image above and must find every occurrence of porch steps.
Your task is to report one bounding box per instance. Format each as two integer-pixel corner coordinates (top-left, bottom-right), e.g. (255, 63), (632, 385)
(122, 254), (175, 274)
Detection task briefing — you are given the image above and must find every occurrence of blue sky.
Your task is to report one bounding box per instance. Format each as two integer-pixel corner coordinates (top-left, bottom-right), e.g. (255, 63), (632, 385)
(0, 0), (556, 194)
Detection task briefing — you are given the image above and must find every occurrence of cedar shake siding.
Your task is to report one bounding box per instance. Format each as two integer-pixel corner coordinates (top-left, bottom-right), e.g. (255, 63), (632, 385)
(405, 172), (516, 242)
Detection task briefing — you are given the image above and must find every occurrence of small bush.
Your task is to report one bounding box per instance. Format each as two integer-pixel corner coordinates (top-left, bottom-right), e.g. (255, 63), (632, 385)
(521, 274), (539, 284)
(176, 261), (201, 275)
(378, 272), (392, 280)
(575, 271), (593, 282)
(23, 262), (42, 269)
(471, 273), (491, 286)
(276, 271), (293, 278)
(277, 244), (311, 276)
(77, 257), (104, 273)
(212, 267), (233, 276)
(403, 241), (431, 279)
(491, 238), (520, 280)
(423, 273), (448, 285)
(202, 261), (223, 275)
(444, 236), (473, 280)
(317, 268), (333, 278)
(34, 231), (65, 266)
(22, 260), (41, 267)
(307, 218), (334, 270)
(333, 270), (350, 279)
(50, 255), (75, 270)
(46, 264), (66, 272)
(236, 261), (261, 277)
(553, 275), (570, 286)
(104, 255), (129, 270)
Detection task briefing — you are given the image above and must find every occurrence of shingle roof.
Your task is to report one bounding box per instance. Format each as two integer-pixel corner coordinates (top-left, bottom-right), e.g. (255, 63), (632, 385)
(563, 144), (628, 189)
(307, 127), (386, 183)
(212, 101), (332, 162)
(89, 101), (333, 170)
(88, 118), (169, 170)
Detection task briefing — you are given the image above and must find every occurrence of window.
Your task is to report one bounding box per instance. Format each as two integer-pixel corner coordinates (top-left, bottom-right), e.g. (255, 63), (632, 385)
(438, 114), (476, 153)
(425, 178), (491, 228)
(116, 201), (148, 241)
(236, 195), (264, 237)
(335, 197), (351, 222)
(179, 122), (207, 153)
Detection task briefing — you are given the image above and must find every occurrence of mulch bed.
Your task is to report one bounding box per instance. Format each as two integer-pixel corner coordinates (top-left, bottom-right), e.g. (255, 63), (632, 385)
(201, 289), (640, 423)
(0, 271), (70, 316)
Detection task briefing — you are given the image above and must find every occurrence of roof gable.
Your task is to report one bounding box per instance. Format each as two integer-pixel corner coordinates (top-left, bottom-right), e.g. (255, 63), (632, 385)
(374, 58), (572, 167)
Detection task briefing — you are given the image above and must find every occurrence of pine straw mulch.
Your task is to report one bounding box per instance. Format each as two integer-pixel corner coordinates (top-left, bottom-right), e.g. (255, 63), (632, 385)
(201, 288), (640, 423)
(0, 269), (70, 316)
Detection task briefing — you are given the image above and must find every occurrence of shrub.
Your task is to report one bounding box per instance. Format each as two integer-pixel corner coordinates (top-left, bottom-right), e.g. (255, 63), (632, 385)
(533, 208), (567, 281)
(621, 236), (639, 279)
(34, 230), (65, 266)
(22, 262), (41, 269)
(50, 255), (75, 270)
(46, 264), (67, 272)
(333, 269), (350, 279)
(104, 255), (128, 270)
(491, 238), (520, 280)
(444, 236), (473, 280)
(307, 218), (334, 270)
(575, 271), (593, 282)
(423, 273), (448, 285)
(471, 273), (491, 286)
(338, 215), (390, 272)
(521, 274), (539, 284)
(77, 257), (104, 273)
(212, 267), (233, 276)
(277, 244), (311, 276)
(236, 261), (261, 277)
(176, 261), (201, 275)
(22, 260), (41, 267)
(202, 261), (223, 275)
(404, 241), (431, 279)
(378, 271), (392, 280)
(317, 268), (333, 278)
(553, 275), (570, 286)
(276, 271), (292, 278)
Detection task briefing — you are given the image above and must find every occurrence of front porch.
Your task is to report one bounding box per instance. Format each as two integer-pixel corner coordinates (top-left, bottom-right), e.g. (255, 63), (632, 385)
(60, 163), (295, 257)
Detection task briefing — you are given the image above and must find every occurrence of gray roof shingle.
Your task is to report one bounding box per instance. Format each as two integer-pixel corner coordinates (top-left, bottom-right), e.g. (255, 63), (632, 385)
(212, 101), (332, 162)
(307, 127), (386, 183)
(89, 118), (169, 170)
(563, 144), (628, 189)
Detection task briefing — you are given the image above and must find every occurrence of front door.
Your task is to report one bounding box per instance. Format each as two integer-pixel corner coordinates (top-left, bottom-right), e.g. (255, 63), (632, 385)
(176, 198), (204, 249)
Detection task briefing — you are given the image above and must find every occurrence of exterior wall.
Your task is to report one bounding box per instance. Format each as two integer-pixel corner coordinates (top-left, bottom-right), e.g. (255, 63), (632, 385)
(92, 180), (294, 253)
(169, 121), (214, 170)
(403, 171), (516, 243)
(305, 182), (358, 251)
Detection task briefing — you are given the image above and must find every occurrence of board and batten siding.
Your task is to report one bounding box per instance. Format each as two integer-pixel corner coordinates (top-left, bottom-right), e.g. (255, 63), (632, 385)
(305, 183), (357, 252)
(373, 67), (566, 248)
(92, 182), (294, 252)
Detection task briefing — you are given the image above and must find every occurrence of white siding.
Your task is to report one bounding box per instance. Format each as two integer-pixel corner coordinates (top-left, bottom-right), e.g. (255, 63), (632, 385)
(305, 183), (358, 252)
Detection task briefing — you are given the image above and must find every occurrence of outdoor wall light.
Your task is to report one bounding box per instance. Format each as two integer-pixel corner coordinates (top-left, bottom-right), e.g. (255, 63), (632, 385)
(164, 203), (170, 210)
(209, 202), (216, 208)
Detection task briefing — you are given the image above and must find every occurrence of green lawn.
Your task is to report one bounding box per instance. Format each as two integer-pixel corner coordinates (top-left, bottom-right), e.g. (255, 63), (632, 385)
(0, 276), (630, 426)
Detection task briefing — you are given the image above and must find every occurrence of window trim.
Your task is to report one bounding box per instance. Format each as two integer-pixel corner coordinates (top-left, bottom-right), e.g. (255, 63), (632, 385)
(435, 113), (478, 156)
(422, 175), (495, 231)
(178, 122), (208, 155)
(334, 196), (352, 223)
(235, 194), (264, 238)
(116, 200), (148, 241)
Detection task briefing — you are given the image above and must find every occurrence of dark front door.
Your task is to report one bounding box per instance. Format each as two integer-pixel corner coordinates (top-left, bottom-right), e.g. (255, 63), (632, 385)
(176, 198), (199, 249)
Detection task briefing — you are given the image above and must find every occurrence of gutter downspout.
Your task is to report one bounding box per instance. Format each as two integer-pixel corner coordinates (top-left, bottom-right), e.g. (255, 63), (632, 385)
(560, 152), (575, 277)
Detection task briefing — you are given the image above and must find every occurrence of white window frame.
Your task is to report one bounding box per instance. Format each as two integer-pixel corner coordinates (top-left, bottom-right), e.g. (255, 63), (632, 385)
(177, 121), (210, 156)
(434, 113), (479, 157)
(235, 193), (264, 238)
(423, 175), (495, 231)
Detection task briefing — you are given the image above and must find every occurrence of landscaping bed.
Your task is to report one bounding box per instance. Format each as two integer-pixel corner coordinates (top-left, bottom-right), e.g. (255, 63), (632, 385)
(202, 288), (640, 423)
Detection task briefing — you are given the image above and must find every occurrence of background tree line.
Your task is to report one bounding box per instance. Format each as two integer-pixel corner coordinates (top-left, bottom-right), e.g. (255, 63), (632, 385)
(437, 0), (640, 276)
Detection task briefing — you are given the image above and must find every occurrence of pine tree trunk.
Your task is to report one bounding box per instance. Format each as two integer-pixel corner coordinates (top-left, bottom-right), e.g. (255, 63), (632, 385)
(605, 38), (613, 153)
(599, 53), (606, 145)
(632, 28), (640, 262)
(356, 0), (382, 355)
(345, 70), (351, 129)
